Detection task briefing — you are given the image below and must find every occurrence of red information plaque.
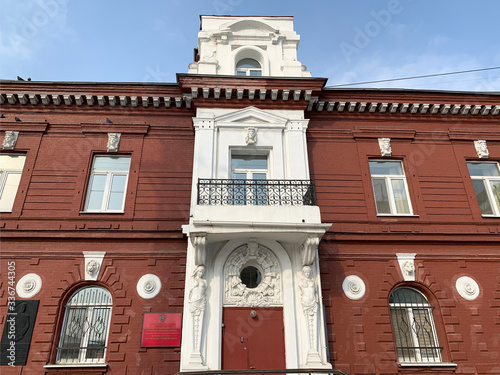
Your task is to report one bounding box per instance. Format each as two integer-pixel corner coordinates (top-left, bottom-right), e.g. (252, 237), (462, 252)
(141, 313), (182, 347)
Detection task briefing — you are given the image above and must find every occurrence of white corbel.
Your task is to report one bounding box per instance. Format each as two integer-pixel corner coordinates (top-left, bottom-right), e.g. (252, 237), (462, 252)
(301, 235), (320, 266)
(191, 233), (207, 266)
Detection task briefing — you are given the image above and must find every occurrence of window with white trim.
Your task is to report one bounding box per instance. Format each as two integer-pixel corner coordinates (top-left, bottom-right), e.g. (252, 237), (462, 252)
(56, 287), (112, 364)
(231, 153), (268, 205)
(467, 162), (500, 216)
(84, 156), (131, 212)
(0, 154), (26, 212)
(236, 58), (262, 76)
(389, 287), (441, 363)
(369, 160), (412, 215)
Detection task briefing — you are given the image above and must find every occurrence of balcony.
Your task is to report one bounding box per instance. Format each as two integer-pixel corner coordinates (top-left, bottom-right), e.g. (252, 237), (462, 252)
(197, 179), (316, 206)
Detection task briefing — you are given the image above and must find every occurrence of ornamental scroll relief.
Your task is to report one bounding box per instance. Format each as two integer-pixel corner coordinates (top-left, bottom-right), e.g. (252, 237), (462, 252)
(224, 241), (282, 307)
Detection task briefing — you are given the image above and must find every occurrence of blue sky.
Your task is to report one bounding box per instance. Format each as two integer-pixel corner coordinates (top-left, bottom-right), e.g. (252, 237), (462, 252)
(1, 0), (499, 91)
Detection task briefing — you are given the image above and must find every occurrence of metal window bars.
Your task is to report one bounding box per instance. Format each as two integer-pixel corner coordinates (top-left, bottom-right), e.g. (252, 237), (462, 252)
(389, 288), (442, 363)
(56, 287), (112, 364)
(197, 179), (316, 206)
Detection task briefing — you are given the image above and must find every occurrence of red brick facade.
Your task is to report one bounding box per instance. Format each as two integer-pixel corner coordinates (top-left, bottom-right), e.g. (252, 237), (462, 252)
(1, 79), (499, 375)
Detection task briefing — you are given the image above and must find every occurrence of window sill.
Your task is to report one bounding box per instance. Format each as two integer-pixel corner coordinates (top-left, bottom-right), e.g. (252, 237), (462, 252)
(377, 214), (419, 217)
(44, 363), (108, 368)
(399, 362), (457, 367)
(79, 211), (125, 214)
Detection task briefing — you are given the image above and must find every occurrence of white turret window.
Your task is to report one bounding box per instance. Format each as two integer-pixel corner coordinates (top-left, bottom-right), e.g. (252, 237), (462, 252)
(236, 58), (262, 76)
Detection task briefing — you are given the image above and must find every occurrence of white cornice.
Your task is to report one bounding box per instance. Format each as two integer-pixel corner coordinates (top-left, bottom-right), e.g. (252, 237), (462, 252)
(0, 90), (498, 116)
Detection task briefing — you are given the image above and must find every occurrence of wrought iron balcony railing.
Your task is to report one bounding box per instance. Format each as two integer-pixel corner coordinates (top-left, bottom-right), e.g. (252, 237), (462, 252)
(197, 179), (316, 206)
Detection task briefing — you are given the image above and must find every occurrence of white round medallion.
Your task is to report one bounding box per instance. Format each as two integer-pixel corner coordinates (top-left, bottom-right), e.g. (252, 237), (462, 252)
(456, 276), (479, 301)
(16, 273), (42, 298)
(137, 274), (161, 299)
(342, 275), (366, 300)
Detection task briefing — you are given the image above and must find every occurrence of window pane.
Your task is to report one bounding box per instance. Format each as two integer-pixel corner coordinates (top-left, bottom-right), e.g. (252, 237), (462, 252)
(391, 308), (416, 362)
(391, 179), (410, 214)
(86, 308), (111, 360)
(467, 162), (500, 177)
(369, 160), (403, 175)
(232, 155), (267, 170)
(0, 172), (22, 211)
(86, 175), (107, 210)
(490, 180), (500, 211)
(472, 180), (493, 215)
(59, 308), (86, 362)
(249, 70), (262, 76)
(236, 70), (246, 76)
(236, 58), (261, 69)
(0, 154), (26, 169)
(372, 178), (391, 214)
(413, 309), (439, 362)
(93, 156), (130, 172)
(107, 175), (127, 210)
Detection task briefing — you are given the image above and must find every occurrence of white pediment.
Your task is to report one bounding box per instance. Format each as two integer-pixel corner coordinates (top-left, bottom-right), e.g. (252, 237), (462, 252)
(215, 106), (289, 127)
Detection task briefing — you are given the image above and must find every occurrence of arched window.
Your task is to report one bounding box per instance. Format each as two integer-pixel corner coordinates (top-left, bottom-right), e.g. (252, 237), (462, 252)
(56, 286), (112, 364)
(236, 58), (262, 76)
(389, 287), (441, 363)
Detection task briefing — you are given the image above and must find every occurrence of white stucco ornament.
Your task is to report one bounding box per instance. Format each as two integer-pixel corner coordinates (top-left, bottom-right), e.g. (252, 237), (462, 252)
(378, 137), (392, 156)
(456, 276), (480, 300)
(16, 273), (42, 298)
(342, 275), (366, 300)
(474, 140), (489, 158)
(396, 253), (416, 281)
(137, 274), (162, 299)
(83, 251), (106, 281)
(2, 131), (19, 150)
(224, 241), (281, 307)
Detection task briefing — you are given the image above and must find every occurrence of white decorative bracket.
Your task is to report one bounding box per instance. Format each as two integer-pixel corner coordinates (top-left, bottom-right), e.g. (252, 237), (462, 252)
(396, 253), (416, 281)
(301, 235), (319, 266)
(2, 131), (19, 150)
(378, 137), (392, 156)
(83, 251), (106, 281)
(107, 132), (121, 152)
(191, 233), (207, 266)
(474, 140), (489, 158)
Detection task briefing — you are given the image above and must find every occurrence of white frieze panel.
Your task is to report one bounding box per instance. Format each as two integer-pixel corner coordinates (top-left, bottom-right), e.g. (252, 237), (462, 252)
(224, 241), (282, 307)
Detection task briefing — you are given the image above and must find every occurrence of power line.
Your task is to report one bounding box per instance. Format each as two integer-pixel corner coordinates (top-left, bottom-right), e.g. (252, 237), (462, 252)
(326, 66), (500, 88)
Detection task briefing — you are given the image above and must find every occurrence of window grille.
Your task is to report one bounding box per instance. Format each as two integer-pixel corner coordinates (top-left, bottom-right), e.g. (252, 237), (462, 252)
(389, 287), (442, 363)
(56, 287), (112, 364)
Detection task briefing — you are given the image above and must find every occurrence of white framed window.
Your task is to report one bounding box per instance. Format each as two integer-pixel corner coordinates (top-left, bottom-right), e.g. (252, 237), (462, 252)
(231, 153), (268, 205)
(467, 162), (500, 216)
(390, 287), (441, 363)
(235, 58), (262, 76)
(84, 156), (131, 212)
(369, 160), (412, 215)
(56, 287), (112, 364)
(0, 154), (26, 212)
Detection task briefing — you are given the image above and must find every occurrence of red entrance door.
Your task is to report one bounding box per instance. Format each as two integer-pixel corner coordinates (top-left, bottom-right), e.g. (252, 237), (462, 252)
(222, 307), (286, 370)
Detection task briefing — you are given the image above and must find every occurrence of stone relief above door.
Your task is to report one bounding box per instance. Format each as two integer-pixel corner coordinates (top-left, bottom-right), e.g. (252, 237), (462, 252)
(224, 240), (282, 307)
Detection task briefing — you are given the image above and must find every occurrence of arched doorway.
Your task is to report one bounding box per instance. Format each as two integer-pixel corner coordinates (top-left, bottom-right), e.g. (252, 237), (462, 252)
(221, 240), (285, 370)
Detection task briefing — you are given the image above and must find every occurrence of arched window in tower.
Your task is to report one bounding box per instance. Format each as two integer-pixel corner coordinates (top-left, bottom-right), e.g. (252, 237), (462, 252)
(389, 287), (442, 363)
(236, 58), (262, 76)
(56, 286), (112, 364)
